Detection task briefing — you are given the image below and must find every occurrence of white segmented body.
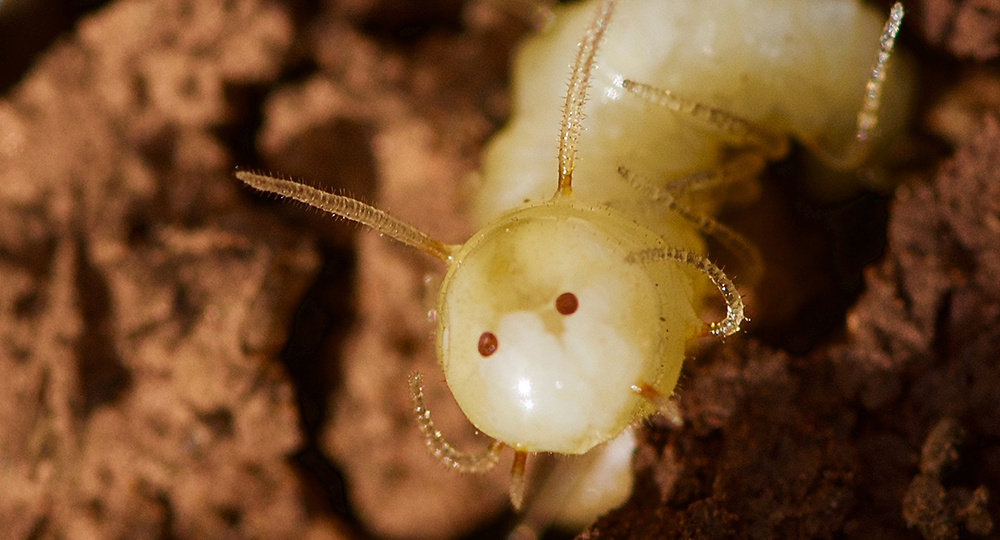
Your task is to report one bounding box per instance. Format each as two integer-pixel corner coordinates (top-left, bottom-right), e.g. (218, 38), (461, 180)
(475, 0), (913, 224)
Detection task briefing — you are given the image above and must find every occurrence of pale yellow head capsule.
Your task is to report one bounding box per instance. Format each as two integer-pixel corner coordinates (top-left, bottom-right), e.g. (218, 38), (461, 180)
(438, 198), (699, 454)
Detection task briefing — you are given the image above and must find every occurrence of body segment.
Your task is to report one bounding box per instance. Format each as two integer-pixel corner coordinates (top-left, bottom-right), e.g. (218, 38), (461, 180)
(476, 0), (913, 222)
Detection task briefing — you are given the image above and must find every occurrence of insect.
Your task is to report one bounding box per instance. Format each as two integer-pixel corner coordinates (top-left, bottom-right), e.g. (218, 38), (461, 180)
(237, 0), (909, 526)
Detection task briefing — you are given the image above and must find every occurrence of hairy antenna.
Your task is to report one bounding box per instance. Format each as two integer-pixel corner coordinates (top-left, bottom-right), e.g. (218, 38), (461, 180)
(556, 0), (616, 197)
(804, 2), (905, 168)
(236, 170), (455, 261)
(857, 2), (904, 141)
(408, 372), (504, 473)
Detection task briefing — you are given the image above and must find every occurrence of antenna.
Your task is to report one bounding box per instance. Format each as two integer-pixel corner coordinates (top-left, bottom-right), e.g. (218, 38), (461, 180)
(555, 0), (616, 197)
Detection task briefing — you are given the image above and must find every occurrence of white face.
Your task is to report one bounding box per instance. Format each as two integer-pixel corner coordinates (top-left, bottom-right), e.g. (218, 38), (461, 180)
(437, 203), (682, 454)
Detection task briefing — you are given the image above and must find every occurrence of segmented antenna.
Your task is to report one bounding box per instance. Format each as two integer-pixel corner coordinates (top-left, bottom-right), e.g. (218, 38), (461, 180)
(805, 2), (905, 168)
(857, 2), (904, 142)
(236, 170), (455, 261)
(556, 0), (617, 197)
(408, 372), (504, 473)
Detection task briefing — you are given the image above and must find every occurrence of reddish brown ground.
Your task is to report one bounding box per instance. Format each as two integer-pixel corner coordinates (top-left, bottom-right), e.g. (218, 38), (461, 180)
(0, 0), (996, 539)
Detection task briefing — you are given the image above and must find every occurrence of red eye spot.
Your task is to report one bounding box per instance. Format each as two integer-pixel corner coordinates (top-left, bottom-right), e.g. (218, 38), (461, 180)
(556, 292), (578, 315)
(478, 332), (498, 357)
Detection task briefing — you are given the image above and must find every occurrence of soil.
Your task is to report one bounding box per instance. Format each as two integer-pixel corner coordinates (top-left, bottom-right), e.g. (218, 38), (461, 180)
(0, 0), (996, 539)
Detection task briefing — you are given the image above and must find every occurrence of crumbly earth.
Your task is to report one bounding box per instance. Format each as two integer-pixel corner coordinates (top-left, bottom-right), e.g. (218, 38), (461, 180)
(0, 0), (996, 539)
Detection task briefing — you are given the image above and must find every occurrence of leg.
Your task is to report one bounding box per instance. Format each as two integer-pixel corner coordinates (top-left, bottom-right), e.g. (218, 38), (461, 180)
(632, 381), (682, 427)
(510, 428), (639, 538)
(620, 79), (789, 160)
(510, 450), (529, 511)
(618, 165), (764, 287)
(626, 246), (745, 337)
(661, 151), (766, 203)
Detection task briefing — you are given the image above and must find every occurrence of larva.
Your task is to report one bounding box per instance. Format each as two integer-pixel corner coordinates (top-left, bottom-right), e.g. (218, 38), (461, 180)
(237, 0), (911, 533)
